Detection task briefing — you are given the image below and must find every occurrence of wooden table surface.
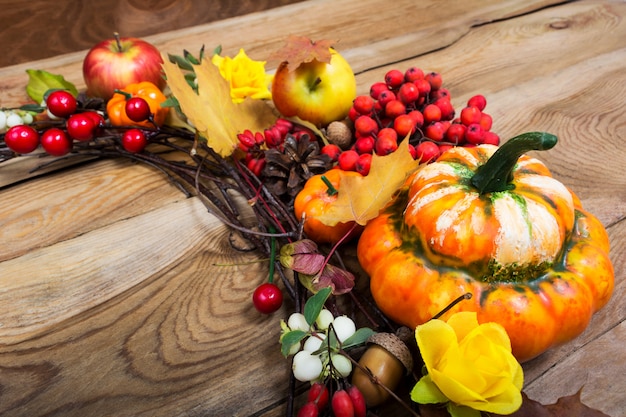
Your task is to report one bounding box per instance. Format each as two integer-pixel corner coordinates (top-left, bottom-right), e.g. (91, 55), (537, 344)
(1, 0), (625, 416)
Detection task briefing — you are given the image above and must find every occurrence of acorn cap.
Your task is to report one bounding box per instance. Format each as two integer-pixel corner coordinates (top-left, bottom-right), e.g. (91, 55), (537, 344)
(367, 332), (413, 373)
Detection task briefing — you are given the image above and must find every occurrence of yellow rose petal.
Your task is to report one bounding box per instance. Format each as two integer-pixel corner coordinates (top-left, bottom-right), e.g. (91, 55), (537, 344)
(415, 318), (458, 369)
(447, 311), (479, 342)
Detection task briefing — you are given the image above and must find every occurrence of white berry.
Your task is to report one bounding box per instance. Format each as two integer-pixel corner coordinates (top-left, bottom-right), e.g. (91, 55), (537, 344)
(292, 350), (323, 382)
(315, 309), (334, 330)
(332, 316), (356, 342)
(6, 112), (23, 128)
(0, 111), (7, 132)
(331, 353), (353, 378)
(303, 334), (325, 353)
(287, 312), (309, 332)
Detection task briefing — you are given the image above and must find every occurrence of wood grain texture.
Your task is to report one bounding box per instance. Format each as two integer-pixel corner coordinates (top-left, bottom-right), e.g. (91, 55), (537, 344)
(0, 0), (625, 416)
(0, 0), (305, 67)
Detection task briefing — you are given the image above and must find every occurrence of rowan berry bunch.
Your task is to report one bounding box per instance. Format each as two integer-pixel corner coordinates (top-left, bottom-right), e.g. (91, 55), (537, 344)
(326, 66), (500, 175)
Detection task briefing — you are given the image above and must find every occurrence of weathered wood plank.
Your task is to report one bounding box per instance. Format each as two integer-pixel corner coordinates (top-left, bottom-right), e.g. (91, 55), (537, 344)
(0, 0), (624, 416)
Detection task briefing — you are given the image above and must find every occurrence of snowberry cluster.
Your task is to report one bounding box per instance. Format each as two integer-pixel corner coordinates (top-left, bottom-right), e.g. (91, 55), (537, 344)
(325, 66), (500, 175)
(2, 90), (153, 156)
(284, 310), (356, 382)
(0, 109), (35, 134)
(236, 118), (316, 176)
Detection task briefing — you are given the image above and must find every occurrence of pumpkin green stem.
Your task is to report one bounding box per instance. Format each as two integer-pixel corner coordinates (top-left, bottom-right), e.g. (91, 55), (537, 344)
(471, 131), (557, 194)
(321, 175), (338, 196)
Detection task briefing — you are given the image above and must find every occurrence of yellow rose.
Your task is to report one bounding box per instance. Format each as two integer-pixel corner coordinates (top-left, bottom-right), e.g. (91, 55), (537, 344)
(211, 49), (273, 103)
(411, 312), (524, 417)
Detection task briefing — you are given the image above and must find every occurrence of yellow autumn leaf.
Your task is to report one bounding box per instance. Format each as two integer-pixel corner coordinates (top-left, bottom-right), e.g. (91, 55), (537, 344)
(317, 139), (422, 226)
(162, 56), (277, 157)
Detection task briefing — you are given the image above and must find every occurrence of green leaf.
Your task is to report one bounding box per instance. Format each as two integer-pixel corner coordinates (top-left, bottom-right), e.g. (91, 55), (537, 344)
(303, 287), (332, 326)
(342, 328), (376, 349)
(19, 103), (45, 113)
(280, 330), (307, 357)
(168, 53), (194, 71)
(25, 69), (78, 103)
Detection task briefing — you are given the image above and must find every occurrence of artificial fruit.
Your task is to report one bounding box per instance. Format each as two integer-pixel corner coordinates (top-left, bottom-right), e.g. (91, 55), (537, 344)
(82, 33), (165, 100)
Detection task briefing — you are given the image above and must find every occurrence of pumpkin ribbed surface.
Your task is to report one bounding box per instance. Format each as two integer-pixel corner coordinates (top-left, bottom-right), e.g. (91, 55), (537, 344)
(357, 141), (614, 362)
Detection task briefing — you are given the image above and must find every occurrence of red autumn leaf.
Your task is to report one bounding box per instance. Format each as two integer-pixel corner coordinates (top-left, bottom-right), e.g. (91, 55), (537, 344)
(271, 35), (336, 70)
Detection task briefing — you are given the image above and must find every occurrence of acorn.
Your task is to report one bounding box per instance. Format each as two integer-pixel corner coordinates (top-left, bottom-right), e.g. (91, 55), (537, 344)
(351, 330), (414, 407)
(325, 119), (353, 150)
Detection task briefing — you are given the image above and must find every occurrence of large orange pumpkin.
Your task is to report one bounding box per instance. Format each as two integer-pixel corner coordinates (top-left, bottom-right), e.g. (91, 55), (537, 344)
(357, 132), (614, 362)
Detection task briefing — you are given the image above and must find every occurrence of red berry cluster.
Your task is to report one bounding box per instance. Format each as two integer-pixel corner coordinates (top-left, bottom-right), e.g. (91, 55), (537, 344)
(298, 383), (366, 417)
(236, 118), (315, 176)
(3, 90), (153, 156)
(332, 66), (499, 174)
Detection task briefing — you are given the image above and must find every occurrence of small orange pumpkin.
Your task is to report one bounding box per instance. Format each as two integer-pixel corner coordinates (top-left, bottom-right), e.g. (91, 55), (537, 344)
(294, 169), (363, 244)
(357, 132), (614, 362)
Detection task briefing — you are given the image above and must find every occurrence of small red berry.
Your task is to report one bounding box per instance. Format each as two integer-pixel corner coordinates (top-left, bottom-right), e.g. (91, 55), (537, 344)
(369, 82), (389, 100)
(40, 128), (72, 156)
(467, 94), (487, 111)
(321, 144), (342, 161)
(66, 113), (97, 141)
(430, 87), (451, 101)
(252, 282), (283, 314)
(414, 78), (431, 97)
(460, 106), (482, 126)
(423, 104), (442, 124)
(384, 100), (406, 119)
(434, 97), (455, 120)
(356, 153), (372, 176)
(384, 69), (404, 89)
(353, 95), (375, 115)
(347, 386), (367, 417)
(4, 125), (40, 154)
(465, 123), (485, 144)
(246, 156), (266, 177)
(348, 106), (360, 122)
(122, 128), (148, 153)
(425, 71), (443, 90)
(297, 402), (319, 417)
(83, 111), (105, 135)
(307, 382), (330, 410)
(375, 135), (398, 155)
(445, 123), (467, 145)
(376, 89), (396, 108)
(354, 115), (378, 137)
(393, 114), (417, 138)
(397, 82), (420, 104)
(354, 136), (375, 154)
(332, 390), (355, 417)
(377, 127), (398, 144)
(125, 97), (151, 122)
(415, 141), (440, 163)
(438, 144), (454, 154)
(338, 150), (359, 171)
(425, 122), (446, 141)
(407, 110), (424, 129)
(482, 131), (500, 145)
(479, 112), (493, 131)
(404, 66), (425, 82)
(46, 90), (77, 118)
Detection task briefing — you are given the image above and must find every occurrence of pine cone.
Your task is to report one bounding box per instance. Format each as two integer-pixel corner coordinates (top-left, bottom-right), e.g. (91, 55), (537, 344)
(262, 133), (332, 200)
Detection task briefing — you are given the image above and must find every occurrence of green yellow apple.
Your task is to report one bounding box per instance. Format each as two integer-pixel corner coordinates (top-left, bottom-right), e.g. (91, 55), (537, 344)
(82, 33), (166, 100)
(271, 48), (356, 127)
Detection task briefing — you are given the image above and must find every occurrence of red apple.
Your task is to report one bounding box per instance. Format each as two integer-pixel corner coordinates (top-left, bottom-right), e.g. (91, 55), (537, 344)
(271, 48), (356, 128)
(82, 33), (166, 100)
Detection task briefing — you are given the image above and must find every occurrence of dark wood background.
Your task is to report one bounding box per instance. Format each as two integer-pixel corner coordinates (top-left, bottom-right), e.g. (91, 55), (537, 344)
(0, 0), (304, 68)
